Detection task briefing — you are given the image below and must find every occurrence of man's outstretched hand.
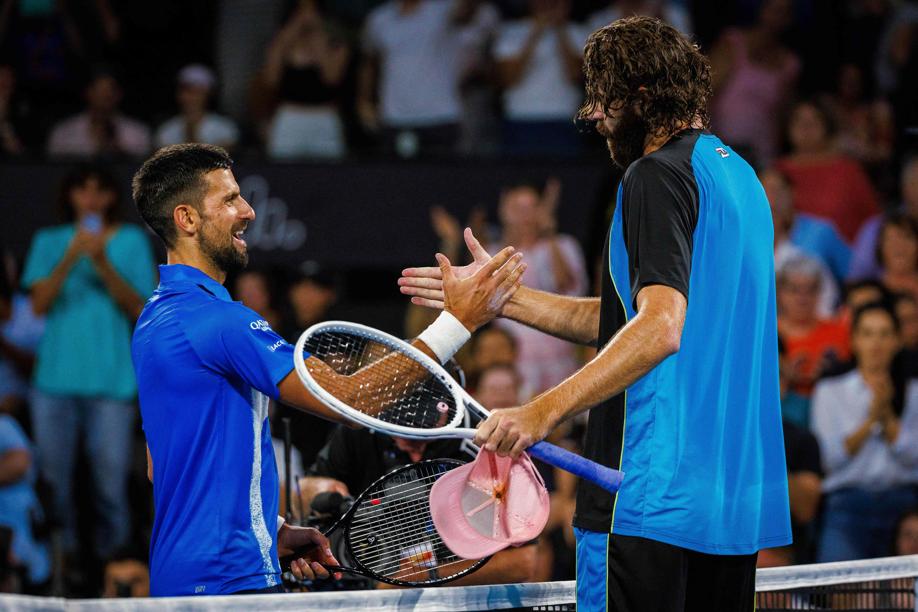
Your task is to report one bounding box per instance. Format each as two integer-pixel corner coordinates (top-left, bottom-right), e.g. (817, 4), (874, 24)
(399, 228), (498, 310)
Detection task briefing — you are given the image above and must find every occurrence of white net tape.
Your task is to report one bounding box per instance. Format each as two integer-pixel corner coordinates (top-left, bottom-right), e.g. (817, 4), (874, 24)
(1, 555), (915, 612)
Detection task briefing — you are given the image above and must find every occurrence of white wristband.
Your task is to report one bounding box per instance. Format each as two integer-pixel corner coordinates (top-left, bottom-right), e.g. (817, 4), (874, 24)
(277, 515), (286, 533)
(417, 311), (471, 364)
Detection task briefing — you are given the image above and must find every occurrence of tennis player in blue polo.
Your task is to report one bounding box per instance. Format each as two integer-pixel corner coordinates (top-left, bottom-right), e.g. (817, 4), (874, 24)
(130, 144), (523, 596)
(401, 17), (792, 612)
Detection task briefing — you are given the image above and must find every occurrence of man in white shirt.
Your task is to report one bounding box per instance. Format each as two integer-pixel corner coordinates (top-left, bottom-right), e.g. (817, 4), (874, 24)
(47, 70), (151, 157)
(359, 0), (497, 156)
(494, 0), (588, 155)
(155, 65), (239, 150)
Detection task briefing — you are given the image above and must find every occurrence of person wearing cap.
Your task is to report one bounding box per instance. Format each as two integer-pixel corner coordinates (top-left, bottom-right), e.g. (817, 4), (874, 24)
(155, 65), (239, 150)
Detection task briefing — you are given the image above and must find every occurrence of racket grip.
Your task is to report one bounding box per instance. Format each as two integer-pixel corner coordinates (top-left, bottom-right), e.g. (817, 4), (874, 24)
(528, 441), (624, 494)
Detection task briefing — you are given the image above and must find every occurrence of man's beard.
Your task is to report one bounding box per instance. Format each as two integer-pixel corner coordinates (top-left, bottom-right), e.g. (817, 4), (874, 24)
(198, 221), (248, 275)
(603, 107), (649, 170)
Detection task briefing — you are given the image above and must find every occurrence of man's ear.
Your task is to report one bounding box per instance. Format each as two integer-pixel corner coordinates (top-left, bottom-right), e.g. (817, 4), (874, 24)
(173, 204), (200, 239)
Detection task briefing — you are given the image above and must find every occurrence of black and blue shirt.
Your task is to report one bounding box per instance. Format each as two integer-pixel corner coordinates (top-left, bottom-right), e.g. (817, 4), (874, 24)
(575, 129), (792, 554)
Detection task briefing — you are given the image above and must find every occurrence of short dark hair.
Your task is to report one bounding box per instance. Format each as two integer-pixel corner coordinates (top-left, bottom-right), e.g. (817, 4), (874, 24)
(851, 300), (900, 334)
(876, 210), (918, 270)
(132, 144), (233, 248)
(578, 16), (712, 135)
(58, 164), (122, 224)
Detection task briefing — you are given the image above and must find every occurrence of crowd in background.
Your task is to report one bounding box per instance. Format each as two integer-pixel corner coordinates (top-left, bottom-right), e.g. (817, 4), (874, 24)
(1, 0), (918, 600)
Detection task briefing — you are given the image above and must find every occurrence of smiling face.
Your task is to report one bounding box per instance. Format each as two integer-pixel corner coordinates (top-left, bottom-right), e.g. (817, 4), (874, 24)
(195, 169), (255, 275)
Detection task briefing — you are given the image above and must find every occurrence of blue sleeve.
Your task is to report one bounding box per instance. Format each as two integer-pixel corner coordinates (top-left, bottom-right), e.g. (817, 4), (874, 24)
(820, 223), (852, 281)
(21, 229), (59, 289)
(110, 226), (158, 298)
(185, 302), (298, 400)
(0, 416), (29, 454)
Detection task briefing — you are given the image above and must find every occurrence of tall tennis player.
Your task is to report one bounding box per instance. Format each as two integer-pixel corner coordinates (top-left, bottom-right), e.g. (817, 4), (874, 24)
(130, 144), (524, 596)
(400, 17), (792, 611)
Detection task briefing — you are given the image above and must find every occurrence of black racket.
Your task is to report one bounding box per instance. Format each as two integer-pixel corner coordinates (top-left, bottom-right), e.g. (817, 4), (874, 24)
(279, 459), (490, 587)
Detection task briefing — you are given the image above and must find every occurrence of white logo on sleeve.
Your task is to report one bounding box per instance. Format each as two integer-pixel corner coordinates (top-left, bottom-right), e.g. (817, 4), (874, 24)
(267, 339), (285, 352)
(195, 585), (206, 593)
(250, 320), (271, 332)
(715, 147), (730, 158)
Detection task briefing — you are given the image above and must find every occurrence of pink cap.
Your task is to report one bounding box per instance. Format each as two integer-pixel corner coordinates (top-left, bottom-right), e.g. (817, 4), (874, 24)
(430, 448), (549, 560)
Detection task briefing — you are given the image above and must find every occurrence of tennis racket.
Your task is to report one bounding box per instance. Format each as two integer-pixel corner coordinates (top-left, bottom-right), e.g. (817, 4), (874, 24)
(279, 459), (489, 586)
(293, 321), (624, 494)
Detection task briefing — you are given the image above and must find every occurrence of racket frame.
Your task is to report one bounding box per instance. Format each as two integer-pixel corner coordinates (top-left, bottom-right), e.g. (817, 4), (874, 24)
(294, 320), (624, 494)
(280, 458), (491, 587)
(294, 320), (472, 440)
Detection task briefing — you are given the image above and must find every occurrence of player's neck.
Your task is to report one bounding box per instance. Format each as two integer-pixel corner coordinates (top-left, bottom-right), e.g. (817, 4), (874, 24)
(643, 117), (704, 156)
(166, 247), (227, 285)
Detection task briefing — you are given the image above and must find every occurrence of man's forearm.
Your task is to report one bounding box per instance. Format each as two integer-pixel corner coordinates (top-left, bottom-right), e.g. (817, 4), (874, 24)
(502, 286), (599, 345)
(531, 305), (681, 427)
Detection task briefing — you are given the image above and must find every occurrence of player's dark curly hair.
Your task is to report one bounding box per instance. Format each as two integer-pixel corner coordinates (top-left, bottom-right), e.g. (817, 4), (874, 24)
(578, 16), (712, 136)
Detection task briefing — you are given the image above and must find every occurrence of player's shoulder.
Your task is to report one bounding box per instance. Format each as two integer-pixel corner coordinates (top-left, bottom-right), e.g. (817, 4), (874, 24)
(621, 151), (687, 190)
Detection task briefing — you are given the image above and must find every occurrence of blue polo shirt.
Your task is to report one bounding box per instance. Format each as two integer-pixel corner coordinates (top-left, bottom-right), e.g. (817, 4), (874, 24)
(132, 264), (300, 596)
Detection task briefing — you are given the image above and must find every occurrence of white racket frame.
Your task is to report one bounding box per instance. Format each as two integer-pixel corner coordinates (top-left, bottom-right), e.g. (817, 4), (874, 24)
(293, 320), (481, 441)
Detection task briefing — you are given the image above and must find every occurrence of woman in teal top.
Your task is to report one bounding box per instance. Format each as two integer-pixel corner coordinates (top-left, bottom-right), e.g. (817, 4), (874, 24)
(21, 165), (156, 568)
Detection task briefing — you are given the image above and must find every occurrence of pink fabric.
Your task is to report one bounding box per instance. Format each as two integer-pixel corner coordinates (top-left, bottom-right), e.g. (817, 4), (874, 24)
(712, 29), (800, 164)
(430, 448), (549, 560)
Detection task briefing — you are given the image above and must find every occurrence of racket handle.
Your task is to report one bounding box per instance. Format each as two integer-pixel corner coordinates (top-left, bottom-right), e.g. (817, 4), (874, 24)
(528, 441), (624, 494)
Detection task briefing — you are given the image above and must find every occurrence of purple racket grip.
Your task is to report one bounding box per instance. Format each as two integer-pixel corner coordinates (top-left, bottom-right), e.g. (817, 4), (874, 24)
(528, 441), (624, 494)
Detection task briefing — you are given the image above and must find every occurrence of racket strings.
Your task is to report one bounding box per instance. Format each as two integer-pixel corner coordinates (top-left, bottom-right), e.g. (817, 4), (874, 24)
(346, 462), (480, 583)
(304, 331), (460, 429)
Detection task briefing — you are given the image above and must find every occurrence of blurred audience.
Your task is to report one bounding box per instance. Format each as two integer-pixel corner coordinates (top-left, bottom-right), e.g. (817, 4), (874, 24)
(0, 268), (43, 419)
(777, 256), (850, 398)
(588, 0), (692, 36)
(494, 0), (586, 155)
(262, 2), (350, 159)
(811, 301), (918, 562)
(893, 507), (918, 556)
(0, 63), (24, 157)
(823, 62), (894, 170)
(359, 0), (496, 157)
(154, 65), (239, 150)
(281, 270), (339, 342)
(761, 166), (850, 284)
(488, 180), (587, 395)
(0, 413), (49, 590)
(849, 157), (918, 280)
(766, 169), (839, 317)
(710, 0), (800, 166)
(874, 212), (918, 302)
(280, 270), (339, 470)
(47, 69), (150, 158)
(775, 99), (879, 243)
(233, 269), (283, 332)
(101, 549), (149, 598)
(21, 166), (155, 575)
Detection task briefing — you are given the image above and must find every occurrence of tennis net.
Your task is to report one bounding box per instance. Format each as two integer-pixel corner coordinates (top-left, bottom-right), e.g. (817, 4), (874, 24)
(1, 555), (915, 611)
